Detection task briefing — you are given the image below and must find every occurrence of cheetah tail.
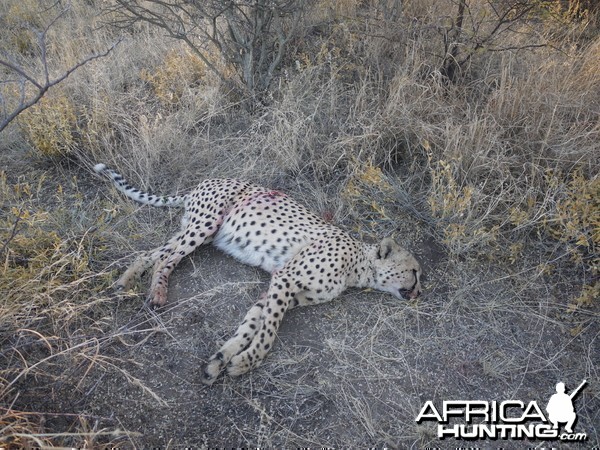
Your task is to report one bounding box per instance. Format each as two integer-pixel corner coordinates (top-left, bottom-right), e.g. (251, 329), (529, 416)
(94, 163), (186, 207)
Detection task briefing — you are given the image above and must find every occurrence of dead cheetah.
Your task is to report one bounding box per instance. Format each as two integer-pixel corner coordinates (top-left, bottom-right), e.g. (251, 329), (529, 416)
(94, 163), (422, 384)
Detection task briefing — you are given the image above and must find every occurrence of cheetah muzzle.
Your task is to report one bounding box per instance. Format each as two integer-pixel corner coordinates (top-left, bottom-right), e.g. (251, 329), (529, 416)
(94, 163), (422, 384)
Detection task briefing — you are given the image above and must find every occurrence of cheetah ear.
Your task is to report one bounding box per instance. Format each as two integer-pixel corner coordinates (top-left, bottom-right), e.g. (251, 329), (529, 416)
(377, 237), (399, 259)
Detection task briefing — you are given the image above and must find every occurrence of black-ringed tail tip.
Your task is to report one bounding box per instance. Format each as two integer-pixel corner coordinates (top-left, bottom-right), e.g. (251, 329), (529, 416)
(93, 162), (185, 207)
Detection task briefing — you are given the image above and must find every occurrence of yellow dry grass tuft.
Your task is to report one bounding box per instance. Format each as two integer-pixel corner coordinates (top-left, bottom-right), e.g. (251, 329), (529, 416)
(140, 45), (209, 106)
(18, 94), (78, 158)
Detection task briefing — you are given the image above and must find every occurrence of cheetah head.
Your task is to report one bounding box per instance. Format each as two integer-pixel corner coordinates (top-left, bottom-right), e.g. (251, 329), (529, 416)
(372, 238), (422, 300)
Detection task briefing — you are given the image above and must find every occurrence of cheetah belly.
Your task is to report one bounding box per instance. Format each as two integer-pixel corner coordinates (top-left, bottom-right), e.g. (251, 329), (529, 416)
(212, 221), (309, 273)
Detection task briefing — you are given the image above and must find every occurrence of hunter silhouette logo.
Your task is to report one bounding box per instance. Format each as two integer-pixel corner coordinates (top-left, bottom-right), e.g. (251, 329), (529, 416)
(546, 380), (586, 434)
(415, 379), (588, 441)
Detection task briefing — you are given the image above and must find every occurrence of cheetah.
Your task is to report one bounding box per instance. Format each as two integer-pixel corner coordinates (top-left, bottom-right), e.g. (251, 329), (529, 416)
(94, 163), (422, 384)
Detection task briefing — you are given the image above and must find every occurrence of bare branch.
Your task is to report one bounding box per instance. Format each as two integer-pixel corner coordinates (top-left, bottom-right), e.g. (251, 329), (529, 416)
(0, 207), (24, 258)
(108, 0), (312, 96)
(439, 0), (549, 83)
(0, 37), (121, 134)
(0, 59), (44, 90)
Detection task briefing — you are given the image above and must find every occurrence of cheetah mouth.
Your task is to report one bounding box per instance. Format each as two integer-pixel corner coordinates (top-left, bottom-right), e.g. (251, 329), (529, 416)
(399, 288), (417, 300)
(399, 273), (420, 299)
(399, 289), (421, 300)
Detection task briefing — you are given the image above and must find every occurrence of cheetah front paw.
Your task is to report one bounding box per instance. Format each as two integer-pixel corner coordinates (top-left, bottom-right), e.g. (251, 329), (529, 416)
(148, 284), (168, 307)
(201, 353), (225, 385)
(227, 353), (257, 377)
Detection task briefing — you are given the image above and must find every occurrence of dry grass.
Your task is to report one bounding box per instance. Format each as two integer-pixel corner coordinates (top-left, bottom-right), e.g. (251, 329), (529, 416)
(0, 167), (139, 447)
(0, 0), (598, 447)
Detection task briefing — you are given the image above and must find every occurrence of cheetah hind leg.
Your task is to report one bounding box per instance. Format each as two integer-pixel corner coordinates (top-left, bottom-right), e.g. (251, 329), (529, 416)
(115, 241), (176, 291)
(116, 252), (154, 290)
(147, 236), (202, 306)
(201, 295), (266, 385)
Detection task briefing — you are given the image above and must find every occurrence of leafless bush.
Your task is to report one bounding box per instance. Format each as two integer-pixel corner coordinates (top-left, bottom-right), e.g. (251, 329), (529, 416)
(0, 6), (119, 133)
(435, 1), (541, 82)
(108, 0), (314, 97)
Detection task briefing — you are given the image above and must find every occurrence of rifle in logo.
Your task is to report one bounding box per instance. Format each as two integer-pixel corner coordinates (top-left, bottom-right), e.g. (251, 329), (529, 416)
(546, 379), (586, 433)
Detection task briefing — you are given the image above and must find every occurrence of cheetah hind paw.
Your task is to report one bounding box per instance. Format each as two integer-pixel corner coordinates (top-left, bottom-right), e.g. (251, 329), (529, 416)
(115, 272), (133, 291)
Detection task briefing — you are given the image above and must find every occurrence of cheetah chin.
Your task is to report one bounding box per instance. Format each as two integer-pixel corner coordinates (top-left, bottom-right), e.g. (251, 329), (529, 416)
(94, 163), (422, 384)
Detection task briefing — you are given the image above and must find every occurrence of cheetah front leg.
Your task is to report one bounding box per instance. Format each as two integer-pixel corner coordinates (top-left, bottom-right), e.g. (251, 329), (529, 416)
(202, 243), (350, 383)
(226, 291), (285, 377)
(202, 274), (295, 384)
(201, 294), (267, 385)
(225, 290), (332, 377)
(225, 243), (349, 378)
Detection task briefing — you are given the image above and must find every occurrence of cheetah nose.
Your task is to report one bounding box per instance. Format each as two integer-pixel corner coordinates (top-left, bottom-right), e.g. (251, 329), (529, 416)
(409, 289), (421, 299)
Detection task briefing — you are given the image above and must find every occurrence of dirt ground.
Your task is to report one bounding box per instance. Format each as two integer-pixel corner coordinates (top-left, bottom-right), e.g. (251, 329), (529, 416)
(89, 182), (599, 447)
(5, 163), (599, 448)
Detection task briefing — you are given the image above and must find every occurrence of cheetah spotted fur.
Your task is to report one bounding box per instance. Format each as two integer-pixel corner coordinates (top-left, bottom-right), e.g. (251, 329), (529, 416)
(94, 163), (422, 384)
